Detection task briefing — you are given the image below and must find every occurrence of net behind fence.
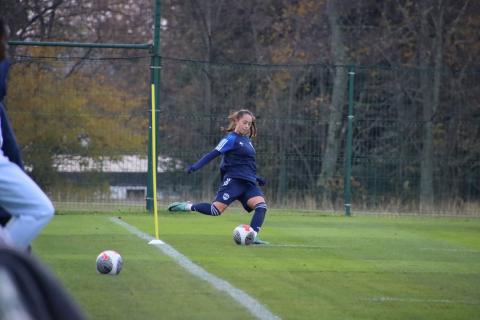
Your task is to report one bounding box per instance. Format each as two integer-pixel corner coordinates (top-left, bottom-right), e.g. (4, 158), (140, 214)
(6, 47), (150, 210)
(5, 50), (480, 215)
(352, 66), (479, 214)
(159, 59), (479, 215)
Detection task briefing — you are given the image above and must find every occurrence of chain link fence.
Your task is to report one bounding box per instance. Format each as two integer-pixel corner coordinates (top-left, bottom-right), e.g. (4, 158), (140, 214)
(5, 52), (480, 215)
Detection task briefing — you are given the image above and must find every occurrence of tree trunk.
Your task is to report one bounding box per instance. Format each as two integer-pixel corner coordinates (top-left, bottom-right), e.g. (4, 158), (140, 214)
(316, 0), (348, 208)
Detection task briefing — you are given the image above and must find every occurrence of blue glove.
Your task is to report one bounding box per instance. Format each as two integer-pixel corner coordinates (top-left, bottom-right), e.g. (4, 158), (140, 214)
(186, 165), (197, 174)
(256, 176), (266, 186)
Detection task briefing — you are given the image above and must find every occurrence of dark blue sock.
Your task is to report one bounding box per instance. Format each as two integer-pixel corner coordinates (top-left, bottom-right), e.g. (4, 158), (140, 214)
(250, 203), (267, 233)
(191, 203), (221, 216)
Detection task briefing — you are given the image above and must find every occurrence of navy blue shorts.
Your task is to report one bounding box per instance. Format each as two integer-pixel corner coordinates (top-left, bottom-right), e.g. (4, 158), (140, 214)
(214, 177), (264, 212)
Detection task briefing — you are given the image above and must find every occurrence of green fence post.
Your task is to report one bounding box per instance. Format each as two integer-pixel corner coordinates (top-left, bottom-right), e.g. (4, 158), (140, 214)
(147, 0), (162, 211)
(344, 65), (355, 216)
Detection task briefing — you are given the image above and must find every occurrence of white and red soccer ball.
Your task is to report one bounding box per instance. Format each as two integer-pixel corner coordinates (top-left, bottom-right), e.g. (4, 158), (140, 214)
(96, 250), (123, 275)
(233, 224), (256, 245)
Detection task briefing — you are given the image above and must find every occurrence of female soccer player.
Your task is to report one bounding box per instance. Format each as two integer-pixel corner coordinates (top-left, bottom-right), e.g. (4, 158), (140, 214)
(0, 18), (55, 249)
(168, 109), (269, 244)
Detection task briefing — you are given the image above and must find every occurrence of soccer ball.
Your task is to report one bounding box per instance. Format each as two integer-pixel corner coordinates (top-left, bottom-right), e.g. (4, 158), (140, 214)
(233, 224), (256, 245)
(96, 250), (123, 275)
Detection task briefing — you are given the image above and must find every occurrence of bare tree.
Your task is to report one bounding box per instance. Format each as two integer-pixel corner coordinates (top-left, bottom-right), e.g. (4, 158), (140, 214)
(316, 0), (348, 208)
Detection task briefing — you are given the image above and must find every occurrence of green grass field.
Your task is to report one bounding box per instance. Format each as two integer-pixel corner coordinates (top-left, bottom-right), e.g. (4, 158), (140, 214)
(33, 210), (480, 320)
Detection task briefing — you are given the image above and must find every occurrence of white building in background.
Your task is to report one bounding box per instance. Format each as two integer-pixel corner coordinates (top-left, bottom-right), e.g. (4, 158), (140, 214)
(53, 155), (183, 201)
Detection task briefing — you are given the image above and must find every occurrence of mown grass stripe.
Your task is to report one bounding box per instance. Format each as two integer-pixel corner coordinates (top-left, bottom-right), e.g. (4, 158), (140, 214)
(364, 297), (480, 305)
(419, 248), (479, 253)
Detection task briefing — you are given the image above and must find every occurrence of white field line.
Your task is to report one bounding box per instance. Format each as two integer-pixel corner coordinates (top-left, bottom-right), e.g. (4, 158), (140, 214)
(420, 247), (479, 253)
(110, 217), (280, 320)
(364, 296), (479, 305)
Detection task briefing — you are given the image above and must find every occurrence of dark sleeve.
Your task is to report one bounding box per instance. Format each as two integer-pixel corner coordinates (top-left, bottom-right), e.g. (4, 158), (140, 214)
(0, 103), (24, 170)
(190, 149), (221, 171)
(0, 60), (9, 102)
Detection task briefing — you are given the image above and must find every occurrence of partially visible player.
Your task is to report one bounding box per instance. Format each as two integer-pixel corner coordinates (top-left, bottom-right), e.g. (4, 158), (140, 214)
(168, 109), (269, 244)
(0, 17), (54, 250)
(0, 44), (24, 228)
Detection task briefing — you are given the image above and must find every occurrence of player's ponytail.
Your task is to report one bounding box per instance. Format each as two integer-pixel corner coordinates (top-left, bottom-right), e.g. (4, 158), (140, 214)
(225, 109), (256, 138)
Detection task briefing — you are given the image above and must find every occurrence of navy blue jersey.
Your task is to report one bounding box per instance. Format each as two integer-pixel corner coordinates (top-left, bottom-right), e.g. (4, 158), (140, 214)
(0, 59), (10, 102)
(0, 58), (23, 169)
(0, 102), (23, 168)
(0, 59), (23, 221)
(215, 132), (257, 183)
